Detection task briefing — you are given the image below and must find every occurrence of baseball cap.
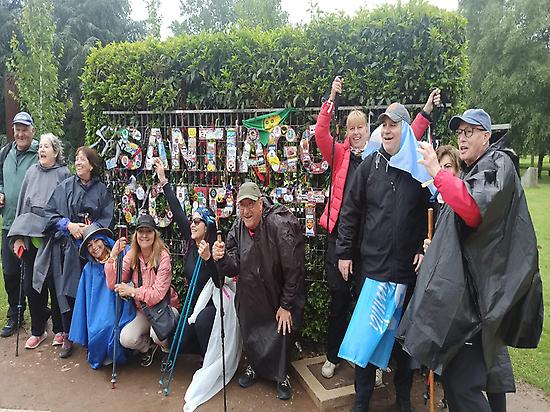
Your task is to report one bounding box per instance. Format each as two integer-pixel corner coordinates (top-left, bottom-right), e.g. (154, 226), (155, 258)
(377, 103), (411, 124)
(136, 214), (158, 231)
(237, 182), (262, 203)
(12, 111), (34, 126)
(449, 109), (492, 132)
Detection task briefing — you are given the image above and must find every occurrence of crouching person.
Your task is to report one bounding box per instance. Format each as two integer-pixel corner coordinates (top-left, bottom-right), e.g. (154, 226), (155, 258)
(105, 214), (179, 367)
(212, 182), (305, 401)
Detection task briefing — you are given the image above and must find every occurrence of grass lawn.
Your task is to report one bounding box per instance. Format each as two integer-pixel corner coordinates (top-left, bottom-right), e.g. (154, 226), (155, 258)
(510, 173), (550, 394)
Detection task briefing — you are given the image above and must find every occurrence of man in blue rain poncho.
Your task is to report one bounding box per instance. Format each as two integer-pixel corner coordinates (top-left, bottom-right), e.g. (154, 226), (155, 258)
(336, 103), (432, 412)
(69, 225), (135, 369)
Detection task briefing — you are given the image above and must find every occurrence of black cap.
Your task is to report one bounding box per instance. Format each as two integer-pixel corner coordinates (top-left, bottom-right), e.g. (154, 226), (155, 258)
(79, 224), (114, 258)
(136, 214), (157, 231)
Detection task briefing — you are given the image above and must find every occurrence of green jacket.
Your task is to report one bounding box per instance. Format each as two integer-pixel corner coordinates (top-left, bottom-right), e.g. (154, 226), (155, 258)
(0, 140), (39, 229)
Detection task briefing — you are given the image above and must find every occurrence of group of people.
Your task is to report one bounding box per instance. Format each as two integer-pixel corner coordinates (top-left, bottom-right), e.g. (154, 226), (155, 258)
(0, 75), (542, 412)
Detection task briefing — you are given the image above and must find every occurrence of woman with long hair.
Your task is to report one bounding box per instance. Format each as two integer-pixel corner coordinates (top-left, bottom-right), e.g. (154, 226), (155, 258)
(105, 214), (179, 367)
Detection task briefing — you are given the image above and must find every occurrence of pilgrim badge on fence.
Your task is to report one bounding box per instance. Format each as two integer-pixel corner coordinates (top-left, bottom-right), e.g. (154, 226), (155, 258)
(299, 128), (329, 174)
(206, 141), (216, 172)
(226, 128), (237, 172)
(176, 185), (192, 216)
(186, 128), (197, 171)
(149, 183), (173, 228)
(305, 202), (316, 237)
(170, 128), (187, 171)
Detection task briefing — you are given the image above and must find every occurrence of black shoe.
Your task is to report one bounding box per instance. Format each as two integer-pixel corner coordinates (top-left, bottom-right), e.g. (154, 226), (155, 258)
(277, 376), (292, 400)
(0, 318), (20, 338)
(238, 365), (257, 388)
(140, 344), (159, 367)
(59, 334), (73, 358)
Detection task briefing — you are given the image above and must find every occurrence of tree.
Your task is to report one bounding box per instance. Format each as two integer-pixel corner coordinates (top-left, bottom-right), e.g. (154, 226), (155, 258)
(460, 0), (550, 177)
(171, 0), (288, 35)
(8, 0), (69, 136)
(52, 0), (144, 155)
(146, 0), (162, 39)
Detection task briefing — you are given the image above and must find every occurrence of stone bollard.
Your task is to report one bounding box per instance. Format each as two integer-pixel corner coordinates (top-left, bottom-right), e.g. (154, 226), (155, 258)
(521, 167), (538, 188)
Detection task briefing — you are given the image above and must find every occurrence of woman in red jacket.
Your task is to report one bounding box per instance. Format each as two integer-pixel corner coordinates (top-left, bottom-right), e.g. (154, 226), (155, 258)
(316, 76), (440, 379)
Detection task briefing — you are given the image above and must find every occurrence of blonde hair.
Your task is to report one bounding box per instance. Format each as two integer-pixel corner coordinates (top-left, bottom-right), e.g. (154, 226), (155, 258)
(346, 110), (367, 128)
(129, 228), (169, 270)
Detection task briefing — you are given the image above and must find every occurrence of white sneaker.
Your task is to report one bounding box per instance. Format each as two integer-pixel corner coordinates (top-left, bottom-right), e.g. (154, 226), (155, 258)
(375, 368), (383, 387)
(321, 360), (337, 379)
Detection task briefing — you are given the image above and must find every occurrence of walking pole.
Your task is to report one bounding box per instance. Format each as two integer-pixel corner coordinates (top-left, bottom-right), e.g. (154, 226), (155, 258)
(15, 245), (25, 357)
(111, 224), (127, 389)
(427, 208), (435, 412)
(160, 257), (202, 395)
(215, 215), (227, 412)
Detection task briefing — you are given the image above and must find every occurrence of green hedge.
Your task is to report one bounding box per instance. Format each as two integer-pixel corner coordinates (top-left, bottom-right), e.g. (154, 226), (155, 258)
(80, 2), (468, 344)
(82, 2), (468, 141)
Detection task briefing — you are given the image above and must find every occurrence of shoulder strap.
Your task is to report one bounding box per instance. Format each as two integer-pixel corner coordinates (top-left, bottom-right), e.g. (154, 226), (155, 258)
(136, 259), (158, 287)
(0, 142), (12, 168)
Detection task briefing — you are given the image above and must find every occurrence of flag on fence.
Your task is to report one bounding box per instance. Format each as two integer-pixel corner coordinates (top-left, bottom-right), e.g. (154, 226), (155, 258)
(338, 277), (407, 369)
(243, 108), (293, 146)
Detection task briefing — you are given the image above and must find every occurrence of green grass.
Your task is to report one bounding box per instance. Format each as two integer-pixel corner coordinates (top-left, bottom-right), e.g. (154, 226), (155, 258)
(510, 174), (550, 394)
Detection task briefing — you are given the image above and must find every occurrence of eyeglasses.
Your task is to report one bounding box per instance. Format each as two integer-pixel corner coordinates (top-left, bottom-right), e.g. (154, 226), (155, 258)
(238, 200), (259, 212)
(190, 217), (204, 226)
(454, 127), (485, 138)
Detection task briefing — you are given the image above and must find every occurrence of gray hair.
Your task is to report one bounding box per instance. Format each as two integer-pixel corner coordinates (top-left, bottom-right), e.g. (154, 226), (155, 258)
(39, 133), (64, 163)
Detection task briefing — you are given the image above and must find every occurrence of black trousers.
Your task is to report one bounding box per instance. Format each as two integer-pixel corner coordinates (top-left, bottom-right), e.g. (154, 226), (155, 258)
(23, 246), (63, 336)
(325, 239), (352, 364)
(177, 303), (216, 357)
(441, 335), (491, 412)
(354, 341), (414, 410)
(61, 297), (75, 334)
(1, 229), (24, 320)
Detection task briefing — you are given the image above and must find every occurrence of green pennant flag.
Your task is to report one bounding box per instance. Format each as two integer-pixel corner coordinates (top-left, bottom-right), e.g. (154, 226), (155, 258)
(243, 108), (294, 146)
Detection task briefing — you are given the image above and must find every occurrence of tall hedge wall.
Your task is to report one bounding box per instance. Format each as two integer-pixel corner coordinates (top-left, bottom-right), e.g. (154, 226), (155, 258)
(81, 2), (468, 141)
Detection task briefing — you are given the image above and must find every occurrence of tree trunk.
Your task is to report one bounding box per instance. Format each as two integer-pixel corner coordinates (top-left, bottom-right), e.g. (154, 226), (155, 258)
(537, 153), (545, 179)
(531, 154), (535, 167)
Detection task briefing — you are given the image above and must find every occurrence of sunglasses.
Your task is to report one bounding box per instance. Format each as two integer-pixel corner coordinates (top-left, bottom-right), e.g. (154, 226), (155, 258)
(190, 217), (205, 226)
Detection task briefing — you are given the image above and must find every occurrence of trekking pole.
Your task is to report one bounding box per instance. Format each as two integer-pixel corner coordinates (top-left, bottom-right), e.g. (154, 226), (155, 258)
(111, 223), (127, 389)
(215, 215), (228, 412)
(159, 256), (203, 395)
(15, 245), (25, 357)
(427, 208), (435, 412)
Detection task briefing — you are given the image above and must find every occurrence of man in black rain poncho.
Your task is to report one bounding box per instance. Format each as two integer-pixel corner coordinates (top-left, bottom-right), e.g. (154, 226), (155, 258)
(212, 182), (305, 401)
(400, 109), (543, 411)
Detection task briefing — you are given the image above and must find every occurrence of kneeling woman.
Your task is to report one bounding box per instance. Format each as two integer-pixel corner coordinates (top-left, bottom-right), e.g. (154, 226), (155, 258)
(105, 214), (179, 367)
(69, 225), (136, 369)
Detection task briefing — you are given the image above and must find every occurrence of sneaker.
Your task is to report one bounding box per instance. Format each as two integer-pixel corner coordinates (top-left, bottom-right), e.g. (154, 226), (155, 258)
(25, 332), (47, 349)
(238, 365), (257, 388)
(375, 368), (383, 387)
(140, 344), (159, 367)
(59, 334), (73, 358)
(276, 376), (292, 400)
(52, 332), (64, 346)
(0, 317), (21, 338)
(321, 359), (337, 379)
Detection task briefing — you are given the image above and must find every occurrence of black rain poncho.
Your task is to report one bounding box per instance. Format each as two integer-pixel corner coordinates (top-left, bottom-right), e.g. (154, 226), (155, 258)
(216, 198), (305, 381)
(398, 140), (543, 372)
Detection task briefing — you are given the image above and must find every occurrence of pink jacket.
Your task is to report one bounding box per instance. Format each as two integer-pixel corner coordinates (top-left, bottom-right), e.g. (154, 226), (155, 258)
(315, 101), (431, 233)
(105, 249), (180, 310)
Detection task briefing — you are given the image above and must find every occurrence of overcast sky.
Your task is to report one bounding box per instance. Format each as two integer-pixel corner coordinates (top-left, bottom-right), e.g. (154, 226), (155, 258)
(130, 0), (459, 39)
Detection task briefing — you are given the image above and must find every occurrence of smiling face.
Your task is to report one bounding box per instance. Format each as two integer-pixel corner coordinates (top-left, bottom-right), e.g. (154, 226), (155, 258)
(75, 149), (93, 181)
(238, 198), (263, 230)
(13, 124), (34, 152)
(39, 136), (58, 168)
(136, 227), (155, 251)
(190, 212), (207, 242)
(455, 121), (490, 166)
(346, 111), (369, 150)
(86, 238), (108, 261)
(381, 117), (402, 155)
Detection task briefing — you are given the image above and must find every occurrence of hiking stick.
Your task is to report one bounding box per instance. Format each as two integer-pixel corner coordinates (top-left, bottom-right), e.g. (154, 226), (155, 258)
(427, 207), (435, 412)
(15, 245), (25, 357)
(111, 224), (127, 389)
(215, 215), (228, 412)
(160, 257), (202, 395)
